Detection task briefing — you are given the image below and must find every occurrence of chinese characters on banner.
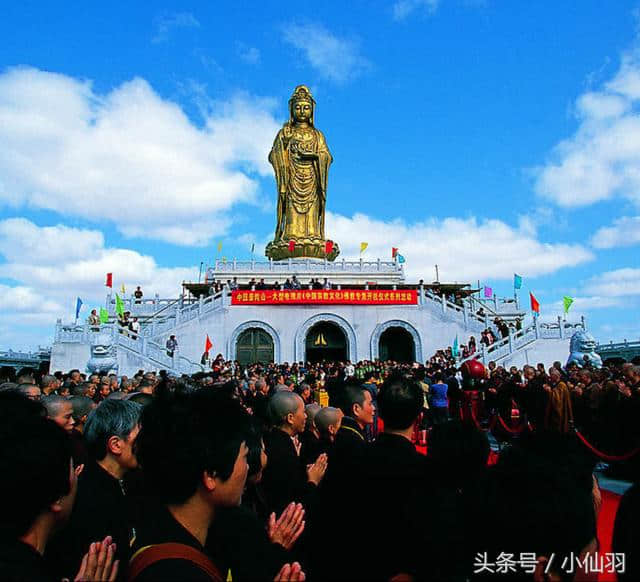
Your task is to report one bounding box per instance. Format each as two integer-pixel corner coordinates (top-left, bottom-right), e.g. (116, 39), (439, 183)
(473, 552), (625, 576)
(231, 289), (418, 306)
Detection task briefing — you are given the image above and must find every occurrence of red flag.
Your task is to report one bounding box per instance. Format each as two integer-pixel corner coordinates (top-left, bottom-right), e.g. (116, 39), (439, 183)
(325, 240), (334, 255)
(205, 334), (213, 353)
(530, 292), (540, 314)
(392, 247), (399, 258)
(288, 240), (296, 252)
(105, 273), (113, 288)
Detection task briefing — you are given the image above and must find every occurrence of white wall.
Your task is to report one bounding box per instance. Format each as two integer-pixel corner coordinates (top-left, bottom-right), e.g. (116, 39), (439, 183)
(50, 343), (90, 373)
(164, 301), (478, 364)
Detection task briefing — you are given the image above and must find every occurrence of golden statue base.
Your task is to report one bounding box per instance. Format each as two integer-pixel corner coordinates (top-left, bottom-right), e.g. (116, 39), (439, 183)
(265, 238), (340, 262)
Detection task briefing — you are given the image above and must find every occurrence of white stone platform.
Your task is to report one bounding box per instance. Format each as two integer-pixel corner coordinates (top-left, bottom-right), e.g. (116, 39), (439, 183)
(206, 258), (406, 286)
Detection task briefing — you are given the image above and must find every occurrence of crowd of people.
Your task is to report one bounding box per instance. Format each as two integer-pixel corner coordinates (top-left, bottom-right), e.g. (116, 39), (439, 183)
(0, 353), (639, 581)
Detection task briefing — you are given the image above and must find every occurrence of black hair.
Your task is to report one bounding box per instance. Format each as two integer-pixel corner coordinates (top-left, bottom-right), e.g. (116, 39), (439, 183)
(245, 418), (265, 479)
(127, 392), (154, 407)
(136, 389), (250, 505)
(84, 400), (141, 461)
(333, 384), (367, 418)
(0, 393), (71, 538)
(377, 374), (423, 430)
(427, 420), (489, 490)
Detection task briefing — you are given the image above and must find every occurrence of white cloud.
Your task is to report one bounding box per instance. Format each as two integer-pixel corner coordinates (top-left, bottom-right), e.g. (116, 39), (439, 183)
(325, 212), (593, 281)
(236, 42), (261, 65)
(534, 46), (640, 208)
(584, 268), (640, 297)
(282, 23), (370, 83)
(0, 67), (281, 246)
(591, 216), (640, 248)
(0, 284), (64, 316)
(392, 0), (439, 21)
(152, 12), (200, 44)
(0, 219), (196, 348)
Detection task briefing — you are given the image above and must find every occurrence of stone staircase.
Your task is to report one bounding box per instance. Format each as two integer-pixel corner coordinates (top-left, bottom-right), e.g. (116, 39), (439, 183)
(458, 317), (586, 366)
(53, 283), (585, 375)
(53, 322), (204, 375)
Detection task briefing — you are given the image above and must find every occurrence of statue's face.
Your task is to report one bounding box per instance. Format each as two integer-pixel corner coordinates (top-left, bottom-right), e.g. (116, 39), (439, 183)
(293, 100), (312, 123)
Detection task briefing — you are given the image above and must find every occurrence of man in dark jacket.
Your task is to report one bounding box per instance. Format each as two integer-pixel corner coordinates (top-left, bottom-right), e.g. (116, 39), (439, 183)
(261, 392), (328, 516)
(47, 399), (141, 580)
(130, 390), (258, 580)
(360, 374), (432, 580)
(311, 384), (375, 580)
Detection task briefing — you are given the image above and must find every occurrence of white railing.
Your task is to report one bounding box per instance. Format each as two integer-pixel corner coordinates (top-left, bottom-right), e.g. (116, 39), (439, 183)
(458, 316), (587, 365)
(210, 258), (403, 275)
(141, 291), (227, 341)
(422, 290), (489, 332)
(55, 322), (91, 343)
(105, 294), (193, 316)
(539, 318), (586, 339)
(87, 325), (205, 374)
(466, 294), (523, 318)
(597, 339), (640, 353)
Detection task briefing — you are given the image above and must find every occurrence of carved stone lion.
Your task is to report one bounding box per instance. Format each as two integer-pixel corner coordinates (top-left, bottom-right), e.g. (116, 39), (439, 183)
(87, 331), (118, 374)
(567, 330), (602, 369)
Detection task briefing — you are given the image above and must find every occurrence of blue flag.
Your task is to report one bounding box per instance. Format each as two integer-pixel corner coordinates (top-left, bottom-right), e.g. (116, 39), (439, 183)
(75, 297), (83, 319)
(514, 273), (523, 289)
(452, 335), (459, 358)
(397, 253), (406, 263)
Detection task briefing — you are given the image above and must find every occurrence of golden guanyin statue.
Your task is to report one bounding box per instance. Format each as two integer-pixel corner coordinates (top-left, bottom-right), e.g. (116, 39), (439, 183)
(265, 85), (340, 261)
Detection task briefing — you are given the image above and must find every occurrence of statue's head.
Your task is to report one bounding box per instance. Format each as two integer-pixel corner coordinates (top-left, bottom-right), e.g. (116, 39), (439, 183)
(570, 330), (597, 353)
(289, 85), (315, 126)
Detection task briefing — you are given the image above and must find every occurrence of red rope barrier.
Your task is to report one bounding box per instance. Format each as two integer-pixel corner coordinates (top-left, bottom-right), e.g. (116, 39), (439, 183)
(470, 407), (483, 430)
(574, 430), (640, 462)
(469, 408), (498, 433)
(496, 414), (529, 435)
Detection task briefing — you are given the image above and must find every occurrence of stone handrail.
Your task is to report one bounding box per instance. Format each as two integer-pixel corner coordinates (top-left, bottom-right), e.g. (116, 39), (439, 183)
(466, 294), (523, 317)
(115, 330), (203, 374)
(142, 290), (227, 341)
(458, 316), (587, 365)
(210, 258), (403, 275)
(55, 322), (91, 343)
(596, 339), (640, 352)
(422, 290), (488, 331)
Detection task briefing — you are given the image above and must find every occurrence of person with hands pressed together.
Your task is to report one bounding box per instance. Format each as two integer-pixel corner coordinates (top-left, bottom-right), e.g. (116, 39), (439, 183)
(131, 389), (306, 581)
(207, 416), (307, 581)
(261, 392), (328, 518)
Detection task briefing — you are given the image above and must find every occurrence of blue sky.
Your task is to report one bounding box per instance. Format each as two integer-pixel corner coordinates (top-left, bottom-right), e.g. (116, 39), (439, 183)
(1, 0), (639, 350)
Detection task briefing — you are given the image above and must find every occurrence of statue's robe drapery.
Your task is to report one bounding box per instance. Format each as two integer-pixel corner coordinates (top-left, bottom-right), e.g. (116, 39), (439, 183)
(269, 122), (332, 242)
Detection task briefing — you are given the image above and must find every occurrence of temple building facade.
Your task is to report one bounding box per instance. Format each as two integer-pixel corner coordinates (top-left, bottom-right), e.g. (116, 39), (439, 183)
(49, 86), (588, 375)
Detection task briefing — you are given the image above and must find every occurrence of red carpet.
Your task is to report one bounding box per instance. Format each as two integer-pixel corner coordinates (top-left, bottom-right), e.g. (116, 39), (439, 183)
(597, 489), (621, 582)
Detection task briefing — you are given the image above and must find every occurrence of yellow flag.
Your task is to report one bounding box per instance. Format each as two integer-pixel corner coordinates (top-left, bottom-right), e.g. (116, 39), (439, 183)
(120, 283), (126, 295)
(217, 241), (223, 253)
(360, 242), (368, 254)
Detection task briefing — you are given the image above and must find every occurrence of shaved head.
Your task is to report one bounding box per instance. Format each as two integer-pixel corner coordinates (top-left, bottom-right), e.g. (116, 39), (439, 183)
(269, 392), (304, 427)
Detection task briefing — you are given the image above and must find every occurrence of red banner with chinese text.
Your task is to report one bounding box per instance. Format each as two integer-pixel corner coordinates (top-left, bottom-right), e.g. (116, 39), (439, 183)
(231, 289), (418, 306)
